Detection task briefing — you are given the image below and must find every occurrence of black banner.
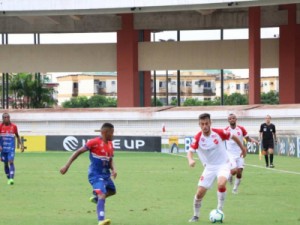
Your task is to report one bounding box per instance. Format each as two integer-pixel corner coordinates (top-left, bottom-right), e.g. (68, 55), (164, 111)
(46, 135), (161, 152)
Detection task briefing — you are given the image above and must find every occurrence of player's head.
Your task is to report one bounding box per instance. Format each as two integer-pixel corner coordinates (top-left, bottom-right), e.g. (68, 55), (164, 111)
(198, 113), (211, 135)
(265, 115), (271, 124)
(100, 122), (114, 141)
(228, 113), (237, 127)
(2, 112), (10, 125)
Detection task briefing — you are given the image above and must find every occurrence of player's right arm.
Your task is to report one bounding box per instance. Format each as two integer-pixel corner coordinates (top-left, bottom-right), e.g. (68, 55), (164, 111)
(187, 150), (196, 167)
(187, 133), (201, 167)
(60, 146), (88, 175)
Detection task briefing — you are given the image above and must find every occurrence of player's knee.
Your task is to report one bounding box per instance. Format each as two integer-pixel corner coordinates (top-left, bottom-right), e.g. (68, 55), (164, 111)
(94, 189), (106, 199)
(231, 169), (237, 175)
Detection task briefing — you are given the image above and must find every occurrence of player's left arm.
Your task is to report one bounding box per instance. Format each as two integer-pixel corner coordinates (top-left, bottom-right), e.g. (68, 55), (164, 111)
(110, 158), (117, 179)
(15, 128), (25, 152)
(231, 134), (247, 158)
(244, 135), (259, 145)
(273, 124), (277, 143)
(240, 126), (259, 144)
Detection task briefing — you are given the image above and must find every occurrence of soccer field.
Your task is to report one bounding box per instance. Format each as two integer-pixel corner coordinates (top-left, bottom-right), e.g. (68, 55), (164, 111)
(0, 152), (299, 225)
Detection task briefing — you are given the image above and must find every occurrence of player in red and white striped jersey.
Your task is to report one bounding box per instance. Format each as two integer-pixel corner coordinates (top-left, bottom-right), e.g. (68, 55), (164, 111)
(187, 113), (247, 222)
(225, 113), (258, 194)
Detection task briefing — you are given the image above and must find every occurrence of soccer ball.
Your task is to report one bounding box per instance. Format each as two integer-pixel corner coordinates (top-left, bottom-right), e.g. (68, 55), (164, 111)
(209, 209), (224, 223)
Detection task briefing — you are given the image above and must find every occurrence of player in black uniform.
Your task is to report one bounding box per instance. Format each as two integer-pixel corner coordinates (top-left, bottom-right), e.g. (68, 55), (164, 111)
(259, 115), (277, 168)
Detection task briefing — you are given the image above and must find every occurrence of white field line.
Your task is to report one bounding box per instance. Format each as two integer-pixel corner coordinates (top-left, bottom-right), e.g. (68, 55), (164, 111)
(166, 153), (300, 175)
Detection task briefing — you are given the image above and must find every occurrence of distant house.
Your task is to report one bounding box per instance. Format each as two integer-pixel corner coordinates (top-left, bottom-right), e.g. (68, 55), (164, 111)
(56, 72), (117, 105)
(55, 71), (278, 105)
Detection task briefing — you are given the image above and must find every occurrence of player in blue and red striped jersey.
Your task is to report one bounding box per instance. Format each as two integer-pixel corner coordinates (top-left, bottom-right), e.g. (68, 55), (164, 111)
(0, 112), (25, 185)
(225, 113), (258, 194)
(187, 113), (246, 222)
(60, 123), (117, 225)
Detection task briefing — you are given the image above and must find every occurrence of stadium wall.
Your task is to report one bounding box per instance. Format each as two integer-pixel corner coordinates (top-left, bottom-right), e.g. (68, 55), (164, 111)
(2, 105), (300, 158)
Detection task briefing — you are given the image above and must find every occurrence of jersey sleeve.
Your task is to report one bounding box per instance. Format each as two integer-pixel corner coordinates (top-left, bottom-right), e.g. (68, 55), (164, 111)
(85, 138), (98, 150)
(239, 125), (248, 137)
(189, 132), (201, 151)
(213, 128), (231, 140)
(272, 124), (276, 133)
(13, 124), (19, 135)
(259, 124), (263, 132)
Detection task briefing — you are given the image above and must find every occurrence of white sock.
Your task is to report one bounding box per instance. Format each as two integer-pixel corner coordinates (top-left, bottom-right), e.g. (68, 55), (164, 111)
(193, 196), (202, 217)
(217, 191), (226, 211)
(233, 178), (241, 190)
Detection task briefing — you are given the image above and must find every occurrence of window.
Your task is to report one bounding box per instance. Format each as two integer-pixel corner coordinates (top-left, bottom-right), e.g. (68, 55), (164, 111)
(73, 82), (78, 88)
(111, 81), (116, 85)
(186, 81), (192, 87)
(236, 84), (240, 90)
(204, 81), (211, 88)
(98, 81), (106, 88)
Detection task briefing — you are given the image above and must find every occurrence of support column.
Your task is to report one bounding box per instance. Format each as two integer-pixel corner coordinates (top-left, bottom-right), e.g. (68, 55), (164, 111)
(279, 4), (300, 104)
(117, 14), (139, 107)
(248, 7), (261, 104)
(141, 30), (151, 107)
(117, 14), (151, 107)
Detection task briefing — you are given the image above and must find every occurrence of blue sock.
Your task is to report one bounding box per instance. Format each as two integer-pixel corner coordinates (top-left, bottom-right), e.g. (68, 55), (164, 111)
(97, 198), (106, 221)
(9, 163), (15, 179)
(4, 163), (9, 179)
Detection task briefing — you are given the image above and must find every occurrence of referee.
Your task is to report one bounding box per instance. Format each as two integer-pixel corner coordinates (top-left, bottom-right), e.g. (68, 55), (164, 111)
(259, 115), (277, 168)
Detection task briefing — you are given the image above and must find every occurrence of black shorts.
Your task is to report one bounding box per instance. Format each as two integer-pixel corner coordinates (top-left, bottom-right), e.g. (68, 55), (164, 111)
(262, 141), (274, 151)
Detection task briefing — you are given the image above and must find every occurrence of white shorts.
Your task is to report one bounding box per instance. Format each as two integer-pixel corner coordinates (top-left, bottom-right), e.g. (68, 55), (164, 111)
(229, 155), (245, 170)
(197, 163), (231, 189)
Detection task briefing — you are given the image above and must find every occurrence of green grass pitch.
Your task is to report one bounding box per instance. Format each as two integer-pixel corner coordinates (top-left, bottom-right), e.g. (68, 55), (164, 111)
(0, 152), (299, 225)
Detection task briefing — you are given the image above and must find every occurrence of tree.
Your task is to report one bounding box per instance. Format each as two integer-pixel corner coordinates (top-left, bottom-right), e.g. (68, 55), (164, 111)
(9, 73), (56, 108)
(170, 98), (178, 106)
(261, 91), (279, 104)
(183, 98), (202, 106)
(224, 93), (248, 105)
(151, 98), (163, 106)
(62, 95), (117, 108)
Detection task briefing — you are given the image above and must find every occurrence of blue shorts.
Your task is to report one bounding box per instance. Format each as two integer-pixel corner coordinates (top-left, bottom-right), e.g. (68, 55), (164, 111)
(1, 151), (15, 163)
(89, 176), (116, 196)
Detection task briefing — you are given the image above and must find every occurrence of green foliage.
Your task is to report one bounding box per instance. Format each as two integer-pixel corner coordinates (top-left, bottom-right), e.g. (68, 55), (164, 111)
(170, 98), (178, 106)
(261, 91), (279, 104)
(105, 97), (117, 107)
(62, 95), (117, 108)
(9, 73), (57, 108)
(223, 93), (248, 105)
(151, 98), (163, 106)
(183, 98), (202, 106)
(182, 98), (220, 106)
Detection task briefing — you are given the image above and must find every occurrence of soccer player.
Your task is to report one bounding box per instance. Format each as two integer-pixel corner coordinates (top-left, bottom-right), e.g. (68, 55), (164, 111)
(225, 113), (258, 194)
(0, 112), (24, 185)
(60, 123), (117, 225)
(187, 113), (247, 222)
(259, 115), (277, 168)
